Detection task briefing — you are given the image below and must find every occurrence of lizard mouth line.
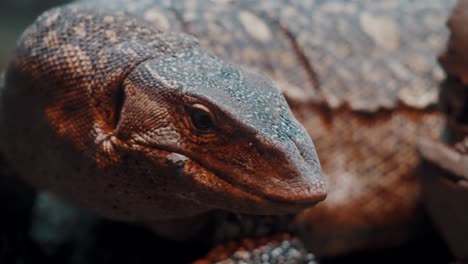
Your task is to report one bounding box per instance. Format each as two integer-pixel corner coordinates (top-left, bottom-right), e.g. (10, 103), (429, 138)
(209, 164), (320, 206)
(175, 151), (321, 207)
(131, 141), (322, 208)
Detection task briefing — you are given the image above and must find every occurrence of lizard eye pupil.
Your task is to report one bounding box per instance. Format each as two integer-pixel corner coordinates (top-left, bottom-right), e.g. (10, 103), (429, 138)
(189, 104), (214, 132)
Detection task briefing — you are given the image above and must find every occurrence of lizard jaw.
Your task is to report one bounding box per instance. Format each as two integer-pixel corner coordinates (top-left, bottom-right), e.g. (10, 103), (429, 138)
(170, 152), (326, 215)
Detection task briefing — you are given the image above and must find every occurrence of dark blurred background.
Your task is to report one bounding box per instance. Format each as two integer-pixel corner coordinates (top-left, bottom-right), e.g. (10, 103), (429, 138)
(0, 0), (71, 69)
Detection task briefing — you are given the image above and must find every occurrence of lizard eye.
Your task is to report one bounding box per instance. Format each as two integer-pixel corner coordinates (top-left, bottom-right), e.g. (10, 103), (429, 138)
(188, 104), (215, 132)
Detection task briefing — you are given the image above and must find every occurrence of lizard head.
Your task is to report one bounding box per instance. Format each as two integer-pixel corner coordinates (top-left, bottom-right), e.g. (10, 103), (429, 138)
(3, 7), (324, 224)
(113, 47), (326, 216)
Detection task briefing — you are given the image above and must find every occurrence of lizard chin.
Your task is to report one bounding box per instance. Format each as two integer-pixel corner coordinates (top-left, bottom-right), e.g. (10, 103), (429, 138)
(171, 152), (326, 215)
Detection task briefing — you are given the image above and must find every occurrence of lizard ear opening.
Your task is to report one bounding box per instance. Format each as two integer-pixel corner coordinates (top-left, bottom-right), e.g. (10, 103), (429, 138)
(112, 84), (126, 129)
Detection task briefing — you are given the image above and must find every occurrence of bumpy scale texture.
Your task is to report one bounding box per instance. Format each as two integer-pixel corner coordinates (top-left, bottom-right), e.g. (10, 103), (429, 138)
(0, 0), (457, 259)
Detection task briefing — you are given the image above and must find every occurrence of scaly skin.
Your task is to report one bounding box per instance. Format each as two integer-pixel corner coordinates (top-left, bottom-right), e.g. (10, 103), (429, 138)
(0, 0), (457, 259)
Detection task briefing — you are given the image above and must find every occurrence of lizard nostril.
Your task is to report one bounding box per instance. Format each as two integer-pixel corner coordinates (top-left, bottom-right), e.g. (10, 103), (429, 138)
(288, 133), (315, 165)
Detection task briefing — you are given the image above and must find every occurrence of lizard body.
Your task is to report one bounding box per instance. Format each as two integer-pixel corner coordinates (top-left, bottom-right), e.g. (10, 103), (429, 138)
(0, 0), (456, 259)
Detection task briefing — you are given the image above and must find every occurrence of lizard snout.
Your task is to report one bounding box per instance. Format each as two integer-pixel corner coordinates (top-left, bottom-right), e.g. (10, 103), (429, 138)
(249, 128), (327, 206)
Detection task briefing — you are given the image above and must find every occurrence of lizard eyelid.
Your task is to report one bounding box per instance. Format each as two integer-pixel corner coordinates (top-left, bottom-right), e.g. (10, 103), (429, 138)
(187, 103), (216, 133)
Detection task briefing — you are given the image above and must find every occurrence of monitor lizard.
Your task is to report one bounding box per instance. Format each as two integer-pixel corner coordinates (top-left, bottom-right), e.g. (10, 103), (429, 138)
(0, 0), (327, 245)
(0, 0), (457, 260)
